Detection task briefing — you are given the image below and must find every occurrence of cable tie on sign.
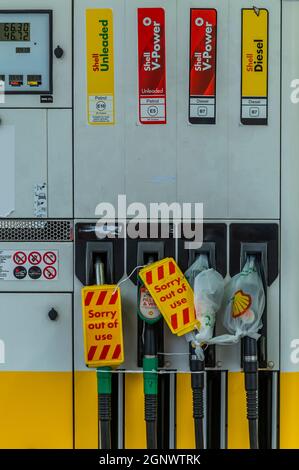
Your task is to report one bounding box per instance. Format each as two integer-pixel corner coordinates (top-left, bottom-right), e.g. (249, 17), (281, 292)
(113, 265), (147, 293)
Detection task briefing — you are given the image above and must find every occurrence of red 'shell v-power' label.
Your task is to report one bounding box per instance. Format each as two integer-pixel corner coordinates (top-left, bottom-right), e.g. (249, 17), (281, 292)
(189, 9), (217, 124)
(138, 8), (167, 124)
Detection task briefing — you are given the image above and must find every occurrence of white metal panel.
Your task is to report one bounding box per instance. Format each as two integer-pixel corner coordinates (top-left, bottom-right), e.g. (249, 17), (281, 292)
(228, 0), (280, 219)
(281, 0), (299, 372)
(177, 0), (229, 218)
(48, 110), (73, 218)
(124, 0), (177, 206)
(0, 293), (72, 371)
(0, 109), (47, 218)
(74, 276), (87, 371)
(0, 0), (72, 108)
(74, 0), (125, 218)
(0, 242), (73, 292)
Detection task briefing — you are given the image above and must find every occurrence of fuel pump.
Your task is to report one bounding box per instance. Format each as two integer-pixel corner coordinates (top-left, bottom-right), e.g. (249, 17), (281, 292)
(94, 256), (112, 450)
(211, 255), (265, 449)
(137, 256), (162, 450)
(185, 254), (224, 449)
(241, 257), (265, 450)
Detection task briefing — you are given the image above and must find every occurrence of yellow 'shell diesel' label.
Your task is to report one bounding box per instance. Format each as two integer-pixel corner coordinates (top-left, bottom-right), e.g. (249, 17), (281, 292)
(241, 8), (268, 125)
(86, 9), (115, 125)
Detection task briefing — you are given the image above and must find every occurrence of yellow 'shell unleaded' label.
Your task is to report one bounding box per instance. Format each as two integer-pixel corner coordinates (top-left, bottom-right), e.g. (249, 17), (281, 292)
(82, 285), (124, 368)
(86, 9), (115, 125)
(241, 8), (268, 125)
(139, 258), (200, 336)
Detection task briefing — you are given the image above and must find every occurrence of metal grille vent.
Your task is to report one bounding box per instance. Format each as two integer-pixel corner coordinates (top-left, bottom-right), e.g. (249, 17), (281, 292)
(0, 220), (73, 242)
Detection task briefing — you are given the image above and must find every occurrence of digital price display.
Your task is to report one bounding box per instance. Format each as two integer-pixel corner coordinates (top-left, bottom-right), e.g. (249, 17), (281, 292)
(0, 23), (30, 41)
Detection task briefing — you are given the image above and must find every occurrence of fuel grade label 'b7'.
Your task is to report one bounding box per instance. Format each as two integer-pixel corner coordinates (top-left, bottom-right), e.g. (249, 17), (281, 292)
(138, 8), (167, 124)
(189, 9), (217, 124)
(241, 8), (269, 125)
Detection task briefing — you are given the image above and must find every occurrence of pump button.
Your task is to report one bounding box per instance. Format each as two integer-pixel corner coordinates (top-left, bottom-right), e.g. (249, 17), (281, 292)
(48, 308), (59, 321)
(54, 46), (64, 59)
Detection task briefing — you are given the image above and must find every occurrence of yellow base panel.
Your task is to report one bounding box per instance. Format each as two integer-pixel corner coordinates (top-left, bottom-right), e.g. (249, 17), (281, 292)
(227, 372), (249, 449)
(74, 370), (98, 449)
(125, 373), (146, 449)
(176, 373), (195, 449)
(75, 372), (147, 449)
(0, 372), (73, 449)
(280, 372), (299, 449)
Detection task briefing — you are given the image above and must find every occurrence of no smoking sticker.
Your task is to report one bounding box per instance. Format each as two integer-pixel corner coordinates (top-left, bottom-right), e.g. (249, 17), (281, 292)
(13, 252), (27, 265)
(43, 266), (57, 280)
(28, 252), (42, 265)
(0, 250), (59, 281)
(43, 251), (57, 265)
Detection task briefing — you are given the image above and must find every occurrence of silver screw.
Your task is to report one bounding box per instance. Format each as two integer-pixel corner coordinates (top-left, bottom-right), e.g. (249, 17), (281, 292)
(216, 361), (223, 368)
(268, 361), (274, 369)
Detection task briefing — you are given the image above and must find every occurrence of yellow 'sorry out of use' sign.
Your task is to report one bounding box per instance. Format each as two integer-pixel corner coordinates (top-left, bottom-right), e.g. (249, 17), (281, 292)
(86, 9), (115, 125)
(139, 258), (200, 336)
(81, 285), (124, 368)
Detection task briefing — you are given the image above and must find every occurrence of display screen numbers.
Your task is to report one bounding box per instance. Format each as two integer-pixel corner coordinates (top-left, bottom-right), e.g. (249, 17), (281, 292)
(0, 23), (30, 41)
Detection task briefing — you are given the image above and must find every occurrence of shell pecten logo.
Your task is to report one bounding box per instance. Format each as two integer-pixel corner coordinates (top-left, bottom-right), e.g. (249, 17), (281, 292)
(231, 289), (252, 318)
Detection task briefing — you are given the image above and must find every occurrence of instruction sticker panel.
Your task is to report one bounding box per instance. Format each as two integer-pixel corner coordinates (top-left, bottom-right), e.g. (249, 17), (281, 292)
(82, 285), (124, 368)
(0, 250), (58, 281)
(138, 8), (167, 124)
(86, 9), (115, 125)
(189, 9), (217, 124)
(241, 8), (269, 125)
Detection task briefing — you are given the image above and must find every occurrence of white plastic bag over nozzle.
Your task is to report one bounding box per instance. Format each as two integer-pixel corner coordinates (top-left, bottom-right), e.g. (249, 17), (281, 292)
(210, 256), (265, 345)
(185, 254), (224, 359)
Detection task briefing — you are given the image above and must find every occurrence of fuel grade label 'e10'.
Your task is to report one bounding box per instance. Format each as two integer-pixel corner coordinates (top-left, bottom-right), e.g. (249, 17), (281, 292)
(189, 9), (217, 124)
(241, 7), (269, 125)
(86, 9), (115, 125)
(138, 8), (167, 124)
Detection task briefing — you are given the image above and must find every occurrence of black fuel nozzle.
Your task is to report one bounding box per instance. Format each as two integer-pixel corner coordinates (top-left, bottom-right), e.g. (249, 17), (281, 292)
(189, 342), (205, 392)
(242, 256), (261, 450)
(189, 342), (205, 449)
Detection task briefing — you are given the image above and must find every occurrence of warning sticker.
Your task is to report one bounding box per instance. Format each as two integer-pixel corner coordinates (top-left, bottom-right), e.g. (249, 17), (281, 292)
(138, 285), (161, 323)
(86, 9), (115, 125)
(241, 8), (269, 125)
(139, 258), (200, 336)
(189, 9), (217, 124)
(0, 250), (59, 281)
(34, 183), (47, 218)
(138, 8), (167, 124)
(82, 285), (124, 368)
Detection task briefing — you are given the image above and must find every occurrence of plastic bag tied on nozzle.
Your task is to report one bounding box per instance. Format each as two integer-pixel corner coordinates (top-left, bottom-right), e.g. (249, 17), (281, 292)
(210, 256), (265, 346)
(185, 254), (224, 360)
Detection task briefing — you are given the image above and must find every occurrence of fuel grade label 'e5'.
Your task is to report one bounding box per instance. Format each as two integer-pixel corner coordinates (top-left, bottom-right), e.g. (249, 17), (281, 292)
(82, 285), (124, 368)
(241, 8), (269, 125)
(139, 258), (200, 336)
(138, 8), (167, 124)
(189, 9), (217, 124)
(86, 9), (115, 125)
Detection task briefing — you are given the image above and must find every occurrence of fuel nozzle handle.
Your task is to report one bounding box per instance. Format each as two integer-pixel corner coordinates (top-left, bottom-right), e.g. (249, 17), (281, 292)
(142, 256), (159, 449)
(244, 337), (259, 422)
(95, 256), (105, 286)
(190, 343), (205, 449)
(94, 256), (112, 450)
